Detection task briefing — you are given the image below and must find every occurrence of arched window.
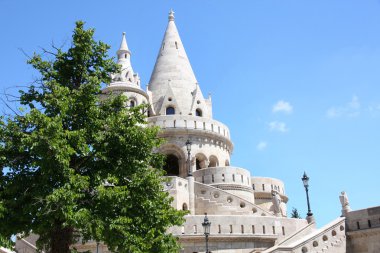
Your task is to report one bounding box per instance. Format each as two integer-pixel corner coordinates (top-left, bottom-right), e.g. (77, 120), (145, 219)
(195, 153), (207, 170)
(182, 203), (188, 211)
(196, 159), (201, 170)
(196, 109), (202, 117)
(163, 154), (179, 176)
(130, 100), (136, 107)
(166, 106), (175, 115)
(209, 156), (219, 167)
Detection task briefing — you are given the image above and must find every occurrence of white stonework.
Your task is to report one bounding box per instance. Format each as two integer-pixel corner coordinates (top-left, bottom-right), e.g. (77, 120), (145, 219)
(102, 32), (148, 108)
(13, 10), (380, 253)
(147, 10), (212, 118)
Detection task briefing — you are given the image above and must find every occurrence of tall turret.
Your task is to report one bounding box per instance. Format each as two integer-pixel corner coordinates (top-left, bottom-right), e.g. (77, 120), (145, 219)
(147, 10), (212, 118)
(103, 32), (148, 108)
(147, 11), (232, 180)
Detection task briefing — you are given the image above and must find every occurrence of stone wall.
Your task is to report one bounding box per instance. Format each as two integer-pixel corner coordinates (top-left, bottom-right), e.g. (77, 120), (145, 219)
(252, 177), (288, 216)
(262, 217), (346, 253)
(170, 214), (308, 253)
(346, 206), (380, 253)
(193, 167), (253, 203)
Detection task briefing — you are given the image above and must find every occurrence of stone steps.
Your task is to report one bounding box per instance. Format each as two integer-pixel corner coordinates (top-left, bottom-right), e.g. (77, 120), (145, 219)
(195, 196), (248, 215)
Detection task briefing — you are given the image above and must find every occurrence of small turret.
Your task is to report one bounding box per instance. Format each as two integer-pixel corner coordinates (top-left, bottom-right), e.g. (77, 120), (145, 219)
(103, 32), (148, 109)
(110, 32), (140, 86)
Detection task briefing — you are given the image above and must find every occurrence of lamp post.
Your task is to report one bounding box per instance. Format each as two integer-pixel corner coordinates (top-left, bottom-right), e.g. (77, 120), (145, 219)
(186, 139), (192, 176)
(202, 213), (211, 253)
(301, 172), (313, 218)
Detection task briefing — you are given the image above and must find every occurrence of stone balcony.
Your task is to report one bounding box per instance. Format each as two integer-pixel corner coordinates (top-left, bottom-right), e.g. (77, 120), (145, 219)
(148, 115), (233, 151)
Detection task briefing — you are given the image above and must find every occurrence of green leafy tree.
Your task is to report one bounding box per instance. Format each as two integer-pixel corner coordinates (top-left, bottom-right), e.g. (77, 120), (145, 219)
(0, 235), (14, 250)
(0, 21), (185, 253)
(290, 207), (302, 219)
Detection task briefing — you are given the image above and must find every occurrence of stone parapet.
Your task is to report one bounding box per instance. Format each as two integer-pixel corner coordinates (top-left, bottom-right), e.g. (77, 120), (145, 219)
(194, 166), (251, 186)
(251, 177), (286, 196)
(194, 181), (271, 216)
(345, 206), (380, 253)
(147, 115), (232, 151)
(262, 217), (346, 253)
(170, 214), (308, 252)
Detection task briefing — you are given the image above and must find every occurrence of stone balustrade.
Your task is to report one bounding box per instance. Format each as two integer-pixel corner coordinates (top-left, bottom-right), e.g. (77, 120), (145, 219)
(193, 166), (252, 186)
(194, 181), (270, 216)
(262, 217), (346, 253)
(169, 214), (308, 241)
(148, 115), (231, 139)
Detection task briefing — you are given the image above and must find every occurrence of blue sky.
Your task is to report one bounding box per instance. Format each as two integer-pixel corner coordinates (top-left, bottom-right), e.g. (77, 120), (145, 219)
(1, 0), (379, 227)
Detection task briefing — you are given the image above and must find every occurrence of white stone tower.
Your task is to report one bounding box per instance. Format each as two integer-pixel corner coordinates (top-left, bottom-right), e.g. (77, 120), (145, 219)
(147, 10), (233, 179)
(146, 11), (298, 253)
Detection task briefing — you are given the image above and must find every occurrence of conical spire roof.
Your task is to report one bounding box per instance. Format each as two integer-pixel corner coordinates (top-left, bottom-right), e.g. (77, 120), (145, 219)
(117, 32), (130, 54)
(148, 10), (208, 116)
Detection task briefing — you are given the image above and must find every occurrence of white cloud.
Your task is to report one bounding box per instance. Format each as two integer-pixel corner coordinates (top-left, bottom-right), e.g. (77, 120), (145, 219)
(272, 100), (293, 114)
(269, 121), (288, 132)
(368, 103), (380, 116)
(256, 141), (268, 151)
(326, 95), (361, 118)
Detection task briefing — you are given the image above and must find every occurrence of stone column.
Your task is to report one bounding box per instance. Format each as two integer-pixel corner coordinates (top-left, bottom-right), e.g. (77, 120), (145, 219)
(187, 175), (195, 214)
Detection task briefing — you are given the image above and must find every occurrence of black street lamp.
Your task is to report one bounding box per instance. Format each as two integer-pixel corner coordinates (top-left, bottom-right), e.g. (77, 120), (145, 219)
(301, 172), (313, 217)
(202, 213), (211, 253)
(186, 139), (192, 176)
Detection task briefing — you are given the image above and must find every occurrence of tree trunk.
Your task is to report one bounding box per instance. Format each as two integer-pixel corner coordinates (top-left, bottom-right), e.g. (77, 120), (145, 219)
(50, 224), (73, 253)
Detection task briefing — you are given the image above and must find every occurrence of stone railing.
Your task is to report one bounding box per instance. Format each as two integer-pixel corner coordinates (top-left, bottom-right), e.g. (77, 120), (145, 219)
(262, 217), (346, 253)
(194, 181), (271, 216)
(148, 115), (231, 139)
(345, 206), (380, 232)
(193, 166), (252, 186)
(251, 177), (286, 196)
(169, 214), (308, 241)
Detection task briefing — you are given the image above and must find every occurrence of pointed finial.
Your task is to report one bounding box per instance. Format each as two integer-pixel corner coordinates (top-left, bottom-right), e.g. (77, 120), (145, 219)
(118, 32), (129, 52)
(169, 9), (175, 21)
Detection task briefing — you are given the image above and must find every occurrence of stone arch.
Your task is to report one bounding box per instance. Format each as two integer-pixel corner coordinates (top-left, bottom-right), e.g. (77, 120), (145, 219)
(195, 153), (208, 170)
(127, 95), (138, 108)
(159, 144), (186, 177)
(208, 155), (219, 167)
(129, 99), (136, 108)
(163, 154), (179, 176)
